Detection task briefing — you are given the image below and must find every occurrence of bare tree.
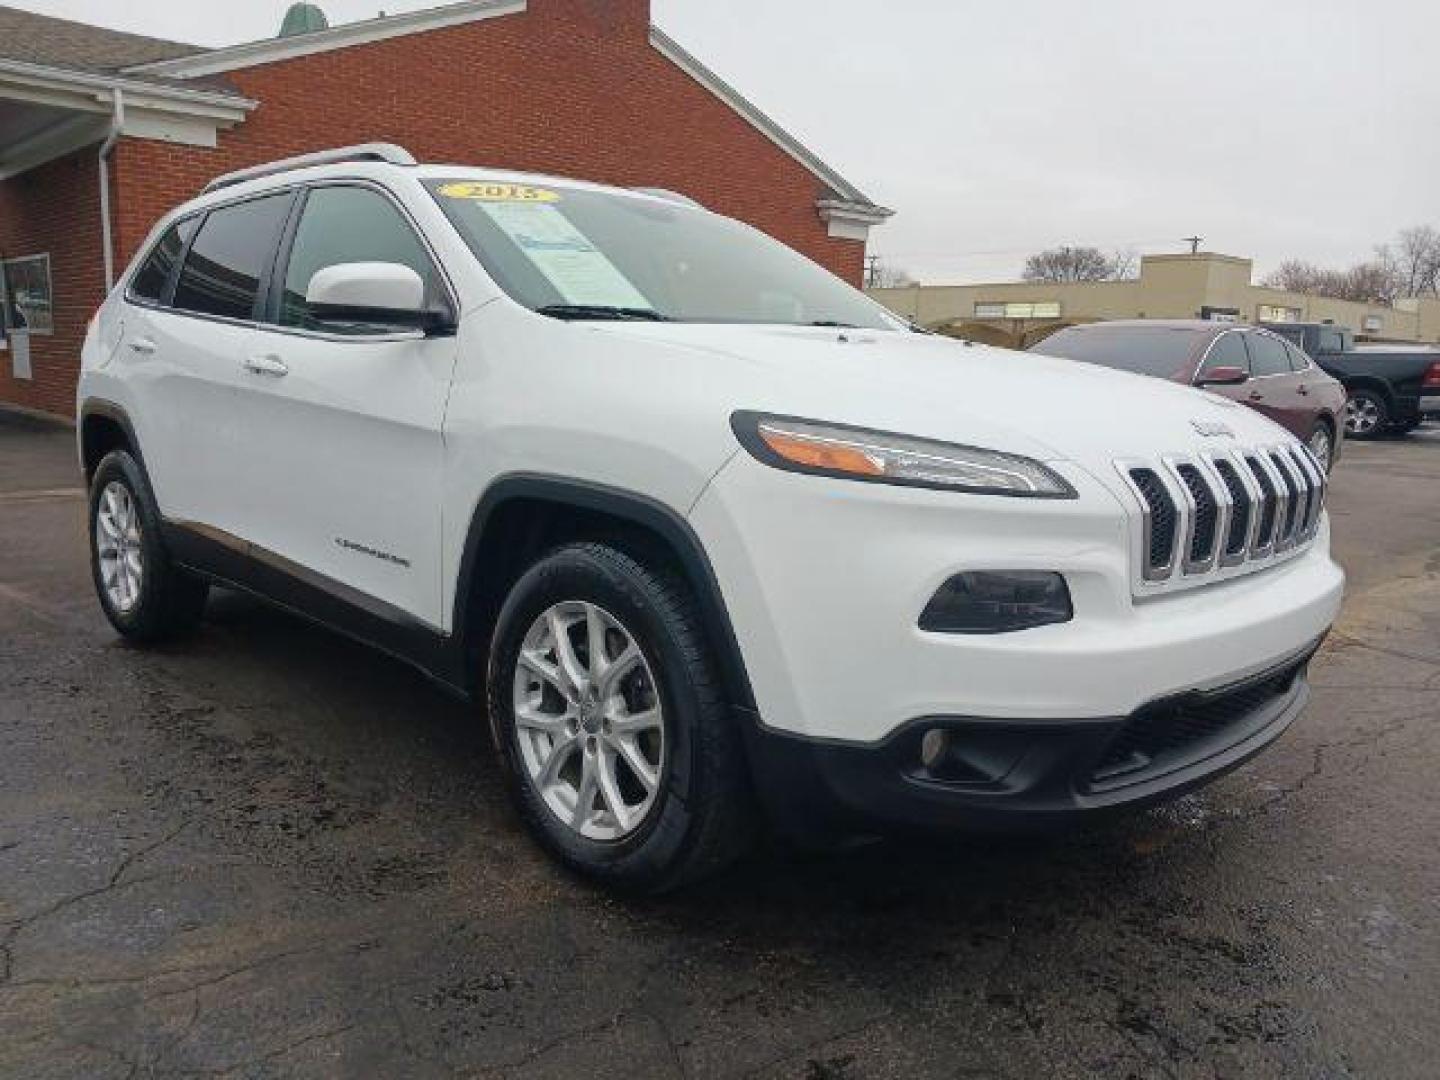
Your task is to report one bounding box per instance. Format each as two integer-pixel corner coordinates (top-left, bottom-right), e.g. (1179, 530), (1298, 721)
(1376, 226), (1440, 297)
(870, 260), (916, 288)
(1263, 258), (1396, 303)
(1022, 245), (1128, 283)
(1109, 248), (1139, 281)
(1265, 225), (1440, 304)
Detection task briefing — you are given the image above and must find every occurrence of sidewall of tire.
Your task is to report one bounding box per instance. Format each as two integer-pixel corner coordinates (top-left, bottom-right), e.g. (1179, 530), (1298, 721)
(488, 546), (723, 891)
(88, 450), (202, 640)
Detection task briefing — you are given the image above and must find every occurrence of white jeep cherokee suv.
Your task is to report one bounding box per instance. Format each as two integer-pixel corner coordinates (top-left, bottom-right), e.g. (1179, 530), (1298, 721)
(78, 144), (1344, 891)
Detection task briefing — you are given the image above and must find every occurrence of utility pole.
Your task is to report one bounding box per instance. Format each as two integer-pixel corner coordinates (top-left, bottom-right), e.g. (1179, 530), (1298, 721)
(864, 255), (880, 288)
(1183, 235), (1204, 255)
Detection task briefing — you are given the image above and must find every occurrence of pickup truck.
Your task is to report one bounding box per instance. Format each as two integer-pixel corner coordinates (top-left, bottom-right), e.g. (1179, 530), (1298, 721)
(1260, 321), (1440, 439)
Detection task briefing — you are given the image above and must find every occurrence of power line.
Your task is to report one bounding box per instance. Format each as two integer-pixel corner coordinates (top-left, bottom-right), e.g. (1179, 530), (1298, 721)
(870, 238), (1194, 261)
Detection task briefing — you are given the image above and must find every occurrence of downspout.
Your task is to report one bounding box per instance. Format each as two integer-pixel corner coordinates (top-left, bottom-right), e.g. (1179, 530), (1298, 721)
(98, 87), (125, 291)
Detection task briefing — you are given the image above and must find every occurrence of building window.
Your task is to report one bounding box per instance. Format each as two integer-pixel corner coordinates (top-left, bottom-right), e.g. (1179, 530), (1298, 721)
(975, 300), (1061, 320)
(1362, 314), (1382, 333)
(1, 254), (54, 335)
(1257, 303), (1301, 323)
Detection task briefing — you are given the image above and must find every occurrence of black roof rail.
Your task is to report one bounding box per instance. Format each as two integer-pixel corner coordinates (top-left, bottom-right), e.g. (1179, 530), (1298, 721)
(202, 143), (417, 194)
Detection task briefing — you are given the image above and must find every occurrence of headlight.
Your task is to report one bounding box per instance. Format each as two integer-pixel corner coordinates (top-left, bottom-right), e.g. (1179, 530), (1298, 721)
(731, 413), (1075, 498)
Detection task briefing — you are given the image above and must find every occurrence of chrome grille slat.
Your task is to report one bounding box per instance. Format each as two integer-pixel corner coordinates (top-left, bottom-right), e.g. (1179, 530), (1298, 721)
(1116, 442), (1324, 595)
(1269, 450), (1302, 550)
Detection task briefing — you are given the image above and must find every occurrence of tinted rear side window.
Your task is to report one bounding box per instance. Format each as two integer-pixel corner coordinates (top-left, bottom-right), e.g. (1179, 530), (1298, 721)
(1032, 326), (1205, 379)
(130, 217), (198, 303)
(1247, 332), (1291, 376)
(1284, 341), (1312, 371)
(1198, 332), (1250, 378)
(173, 194), (292, 321)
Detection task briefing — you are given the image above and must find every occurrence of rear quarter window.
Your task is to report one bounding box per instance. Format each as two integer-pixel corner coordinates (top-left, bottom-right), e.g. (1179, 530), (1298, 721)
(129, 217), (198, 304)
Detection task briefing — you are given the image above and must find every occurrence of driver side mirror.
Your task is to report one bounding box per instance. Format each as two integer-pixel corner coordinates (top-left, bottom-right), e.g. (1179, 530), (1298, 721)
(1196, 365), (1249, 387)
(305, 262), (455, 336)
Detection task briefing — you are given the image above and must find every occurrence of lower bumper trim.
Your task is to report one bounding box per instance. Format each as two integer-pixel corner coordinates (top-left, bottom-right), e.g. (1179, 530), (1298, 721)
(742, 639), (1321, 841)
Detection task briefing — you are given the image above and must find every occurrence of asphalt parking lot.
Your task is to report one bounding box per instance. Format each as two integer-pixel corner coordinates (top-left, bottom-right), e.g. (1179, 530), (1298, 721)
(2, 411), (1437, 1079)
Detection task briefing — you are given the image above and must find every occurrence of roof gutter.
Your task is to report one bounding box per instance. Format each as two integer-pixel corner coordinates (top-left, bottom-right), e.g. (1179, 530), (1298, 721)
(98, 86), (124, 291)
(0, 58), (258, 114)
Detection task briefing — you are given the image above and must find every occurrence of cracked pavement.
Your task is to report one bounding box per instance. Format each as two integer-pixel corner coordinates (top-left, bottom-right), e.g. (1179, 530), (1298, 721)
(1, 409), (1438, 1079)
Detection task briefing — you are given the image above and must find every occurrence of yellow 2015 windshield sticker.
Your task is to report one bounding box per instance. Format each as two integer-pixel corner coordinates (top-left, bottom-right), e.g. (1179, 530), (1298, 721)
(438, 182), (560, 203)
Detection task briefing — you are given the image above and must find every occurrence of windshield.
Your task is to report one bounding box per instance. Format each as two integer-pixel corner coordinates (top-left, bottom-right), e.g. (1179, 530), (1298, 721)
(424, 179), (899, 329)
(1032, 326), (1205, 378)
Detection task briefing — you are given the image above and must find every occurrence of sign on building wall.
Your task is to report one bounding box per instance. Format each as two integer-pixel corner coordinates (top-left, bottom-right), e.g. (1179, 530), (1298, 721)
(1, 254), (54, 336)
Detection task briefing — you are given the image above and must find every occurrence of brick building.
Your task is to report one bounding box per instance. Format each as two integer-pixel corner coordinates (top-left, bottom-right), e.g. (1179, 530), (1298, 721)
(0, 0), (891, 418)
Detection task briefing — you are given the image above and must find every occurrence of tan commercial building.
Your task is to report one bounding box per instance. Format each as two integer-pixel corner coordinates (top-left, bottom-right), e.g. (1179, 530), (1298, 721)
(870, 252), (1440, 349)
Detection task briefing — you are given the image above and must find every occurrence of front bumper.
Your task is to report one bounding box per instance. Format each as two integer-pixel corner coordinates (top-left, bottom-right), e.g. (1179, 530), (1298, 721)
(691, 451), (1344, 744)
(1420, 393), (1440, 417)
(742, 638), (1319, 838)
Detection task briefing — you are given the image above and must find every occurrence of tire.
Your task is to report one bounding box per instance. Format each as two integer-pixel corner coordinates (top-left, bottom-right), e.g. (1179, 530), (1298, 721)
(1307, 422), (1335, 474)
(1343, 388), (1388, 440)
(488, 542), (753, 892)
(88, 450), (208, 642)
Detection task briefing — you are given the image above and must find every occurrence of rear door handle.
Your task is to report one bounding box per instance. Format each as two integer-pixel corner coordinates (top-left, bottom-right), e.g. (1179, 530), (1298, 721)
(128, 337), (157, 355)
(1248, 390), (1264, 401)
(1296, 384), (1310, 395)
(242, 354), (289, 377)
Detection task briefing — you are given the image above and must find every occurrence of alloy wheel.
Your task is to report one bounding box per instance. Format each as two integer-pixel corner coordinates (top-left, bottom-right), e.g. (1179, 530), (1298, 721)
(512, 601), (665, 841)
(1344, 395), (1380, 436)
(95, 480), (144, 613)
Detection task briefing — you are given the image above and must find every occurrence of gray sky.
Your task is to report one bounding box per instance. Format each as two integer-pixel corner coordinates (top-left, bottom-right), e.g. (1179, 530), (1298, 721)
(20, 0), (1440, 283)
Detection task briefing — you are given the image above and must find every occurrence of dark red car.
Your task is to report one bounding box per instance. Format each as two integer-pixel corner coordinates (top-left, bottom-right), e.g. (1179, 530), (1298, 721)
(1031, 320), (1346, 471)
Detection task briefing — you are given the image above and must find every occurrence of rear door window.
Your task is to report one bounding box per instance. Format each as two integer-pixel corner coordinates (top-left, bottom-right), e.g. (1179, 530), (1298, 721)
(1198, 332), (1251, 379)
(1283, 341), (1312, 371)
(130, 217), (198, 304)
(173, 194), (293, 321)
(1246, 332), (1292, 377)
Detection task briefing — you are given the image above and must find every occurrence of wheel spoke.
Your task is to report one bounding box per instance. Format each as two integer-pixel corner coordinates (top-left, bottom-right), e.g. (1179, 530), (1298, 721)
(518, 648), (569, 697)
(538, 733), (580, 789)
(585, 604), (608, 682)
(515, 701), (569, 736)
(613, 733), (659, 793)
(595, 746), (632, 832)
(548, 609), (588, 696)
(610, 706), (661, 737)
(598, 645), (641, 698)
(571, 750), (599, 828)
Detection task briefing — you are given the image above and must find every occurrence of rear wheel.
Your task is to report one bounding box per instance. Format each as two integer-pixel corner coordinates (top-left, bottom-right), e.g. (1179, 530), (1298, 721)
(88, 450), (208, 641)
(1343, 389), (1388, 440)
(488, 542), (753, 892)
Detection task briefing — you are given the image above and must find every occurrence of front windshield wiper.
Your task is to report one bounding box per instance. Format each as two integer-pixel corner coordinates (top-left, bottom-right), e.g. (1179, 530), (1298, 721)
(807, 320), (859, 328)
(536, 304), (670, 322)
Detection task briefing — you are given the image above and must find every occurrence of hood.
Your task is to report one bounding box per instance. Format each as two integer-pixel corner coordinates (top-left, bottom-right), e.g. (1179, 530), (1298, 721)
(587, 323), (1296, 472)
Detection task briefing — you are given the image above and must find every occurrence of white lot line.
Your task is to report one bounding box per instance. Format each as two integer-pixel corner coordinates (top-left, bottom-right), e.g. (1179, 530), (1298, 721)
(0, 488), (84, 504)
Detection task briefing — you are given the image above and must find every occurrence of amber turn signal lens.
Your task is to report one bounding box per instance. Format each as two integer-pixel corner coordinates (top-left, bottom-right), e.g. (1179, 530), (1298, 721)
(758, 427), (885, 476)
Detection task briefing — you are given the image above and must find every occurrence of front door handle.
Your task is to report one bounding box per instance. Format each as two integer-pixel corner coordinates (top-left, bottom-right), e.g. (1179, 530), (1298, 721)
(242, 354), (289, 377)
(1248, 390), (1264, 402)
(128, 337), (157, 355)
